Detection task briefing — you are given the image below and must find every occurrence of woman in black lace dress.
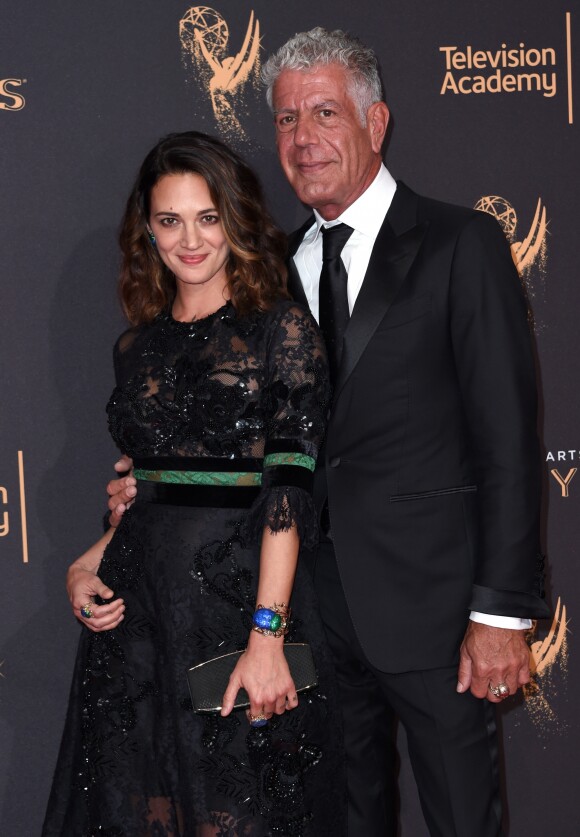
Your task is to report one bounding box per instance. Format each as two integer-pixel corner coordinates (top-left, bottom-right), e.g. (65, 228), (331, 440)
(43, 132), (344, 836)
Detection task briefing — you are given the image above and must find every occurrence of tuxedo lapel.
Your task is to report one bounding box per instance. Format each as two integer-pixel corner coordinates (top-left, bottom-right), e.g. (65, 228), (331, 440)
(333, 183), (429, 400)
(287, 216), (314, 309)
(285, 186), (429, 402)
(287, 259), (309, 307)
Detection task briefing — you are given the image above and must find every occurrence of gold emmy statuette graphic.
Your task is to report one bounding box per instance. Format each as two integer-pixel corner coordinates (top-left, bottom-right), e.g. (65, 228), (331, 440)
(180, 7), (261, 142)
(475, 195), (548, 327)
(510, 198), (548, 273)
(524, 597), (568, 730)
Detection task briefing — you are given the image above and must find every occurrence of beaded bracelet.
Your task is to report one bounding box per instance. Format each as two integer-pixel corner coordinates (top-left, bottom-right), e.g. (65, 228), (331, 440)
(252, 602), (291, 638)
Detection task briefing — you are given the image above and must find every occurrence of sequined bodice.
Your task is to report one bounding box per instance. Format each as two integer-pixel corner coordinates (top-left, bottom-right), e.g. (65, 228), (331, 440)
(107, 301), (329, 462)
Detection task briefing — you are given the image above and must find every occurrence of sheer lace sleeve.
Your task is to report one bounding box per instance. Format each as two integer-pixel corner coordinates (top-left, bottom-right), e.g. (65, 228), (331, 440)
(244, 303), (330, 550)
(112, 326), (143, 388)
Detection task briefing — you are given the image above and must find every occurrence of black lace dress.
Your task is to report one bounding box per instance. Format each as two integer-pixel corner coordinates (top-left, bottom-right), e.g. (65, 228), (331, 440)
(43, 300), (345, 837)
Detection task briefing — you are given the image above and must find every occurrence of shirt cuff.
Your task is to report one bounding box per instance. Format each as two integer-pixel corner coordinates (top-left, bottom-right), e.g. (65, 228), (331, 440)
(469, 611), (532, 630)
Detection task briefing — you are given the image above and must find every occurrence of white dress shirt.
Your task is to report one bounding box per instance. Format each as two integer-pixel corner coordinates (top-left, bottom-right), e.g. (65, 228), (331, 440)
(293, 164), (531, 631)
(293, 164), (397, 321)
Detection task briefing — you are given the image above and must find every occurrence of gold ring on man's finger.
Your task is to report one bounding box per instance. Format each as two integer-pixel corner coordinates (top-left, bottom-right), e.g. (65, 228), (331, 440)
(488, 681), (510, 698)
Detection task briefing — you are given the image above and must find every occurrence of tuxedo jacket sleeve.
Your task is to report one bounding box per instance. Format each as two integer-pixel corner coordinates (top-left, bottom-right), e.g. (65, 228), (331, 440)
(446, 209), (547, 617)
(288, 183), (549, 671)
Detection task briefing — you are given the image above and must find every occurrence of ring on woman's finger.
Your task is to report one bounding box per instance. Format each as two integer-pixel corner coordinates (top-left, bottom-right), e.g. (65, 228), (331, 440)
(80, 603), (94, 619)
(249, 713), (268, 728)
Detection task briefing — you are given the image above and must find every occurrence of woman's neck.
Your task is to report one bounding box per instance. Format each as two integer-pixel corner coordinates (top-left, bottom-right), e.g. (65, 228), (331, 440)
(171, 282), (230, 323)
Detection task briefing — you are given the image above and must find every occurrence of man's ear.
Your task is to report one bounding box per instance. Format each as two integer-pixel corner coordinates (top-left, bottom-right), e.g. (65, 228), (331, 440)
(367, 101), (390, 153)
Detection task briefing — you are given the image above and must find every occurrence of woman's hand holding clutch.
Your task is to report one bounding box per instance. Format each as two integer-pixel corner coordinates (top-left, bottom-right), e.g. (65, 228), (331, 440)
(220, 630), (299, 723)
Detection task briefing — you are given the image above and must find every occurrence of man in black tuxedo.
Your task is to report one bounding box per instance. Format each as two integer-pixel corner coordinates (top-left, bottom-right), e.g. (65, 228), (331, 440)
(259, 26), (549, 837)
(107, 27), (549, 836)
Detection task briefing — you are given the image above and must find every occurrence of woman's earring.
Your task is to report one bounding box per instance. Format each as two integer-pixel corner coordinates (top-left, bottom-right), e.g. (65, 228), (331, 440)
(146, 226), (156, 247)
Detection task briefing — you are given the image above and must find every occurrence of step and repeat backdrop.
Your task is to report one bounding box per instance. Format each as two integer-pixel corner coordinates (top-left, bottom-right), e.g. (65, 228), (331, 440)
(1, 1), (577, 834)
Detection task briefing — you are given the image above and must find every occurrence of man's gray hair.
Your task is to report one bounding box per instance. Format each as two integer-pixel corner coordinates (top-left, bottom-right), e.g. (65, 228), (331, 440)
(262, 27), (384, 125)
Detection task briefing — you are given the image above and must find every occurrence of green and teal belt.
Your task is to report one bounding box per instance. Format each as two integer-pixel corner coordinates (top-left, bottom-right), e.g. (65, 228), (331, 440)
(132, 453), (315, 508)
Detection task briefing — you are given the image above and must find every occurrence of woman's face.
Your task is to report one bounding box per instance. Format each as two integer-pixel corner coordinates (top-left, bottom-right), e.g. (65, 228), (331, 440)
(148, 172), (230, 294)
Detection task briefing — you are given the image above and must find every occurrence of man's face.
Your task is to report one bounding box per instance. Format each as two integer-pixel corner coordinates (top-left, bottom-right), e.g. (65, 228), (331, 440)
(272, 64), (389, 221)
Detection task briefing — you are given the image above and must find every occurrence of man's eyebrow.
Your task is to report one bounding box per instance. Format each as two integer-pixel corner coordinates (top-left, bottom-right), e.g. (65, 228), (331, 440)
(273, 99), (341, 115)
(314, 100), (341, 109)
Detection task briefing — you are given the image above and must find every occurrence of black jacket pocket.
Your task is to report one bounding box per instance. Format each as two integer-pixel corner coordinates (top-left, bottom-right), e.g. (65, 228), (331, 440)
(390, 485), (477, 502)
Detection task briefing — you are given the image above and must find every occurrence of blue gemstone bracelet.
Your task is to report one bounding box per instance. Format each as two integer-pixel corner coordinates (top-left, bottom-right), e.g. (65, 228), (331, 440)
(252, 603), (290, 637)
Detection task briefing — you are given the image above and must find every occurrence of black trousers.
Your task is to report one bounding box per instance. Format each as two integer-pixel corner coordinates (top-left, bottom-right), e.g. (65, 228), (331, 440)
(314, 539), (503, 837)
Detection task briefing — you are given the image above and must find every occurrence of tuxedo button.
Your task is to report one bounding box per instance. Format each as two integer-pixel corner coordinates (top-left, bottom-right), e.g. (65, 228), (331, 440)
(329, 457), (341, 468)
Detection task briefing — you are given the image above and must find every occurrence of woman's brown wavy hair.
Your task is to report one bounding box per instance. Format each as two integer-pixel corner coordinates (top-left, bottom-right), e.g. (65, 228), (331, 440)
(119, 131), (289, 324)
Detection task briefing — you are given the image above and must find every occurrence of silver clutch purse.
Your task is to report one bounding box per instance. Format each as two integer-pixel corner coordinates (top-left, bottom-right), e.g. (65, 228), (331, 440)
(187, 642), (318, 712)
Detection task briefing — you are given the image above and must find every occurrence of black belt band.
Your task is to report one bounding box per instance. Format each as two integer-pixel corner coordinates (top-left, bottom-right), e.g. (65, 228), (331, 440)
(137, 480), (261, 508)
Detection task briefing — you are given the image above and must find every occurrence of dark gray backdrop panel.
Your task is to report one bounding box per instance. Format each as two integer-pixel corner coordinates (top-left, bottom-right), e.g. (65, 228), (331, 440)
(1, 2), (576, 834)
